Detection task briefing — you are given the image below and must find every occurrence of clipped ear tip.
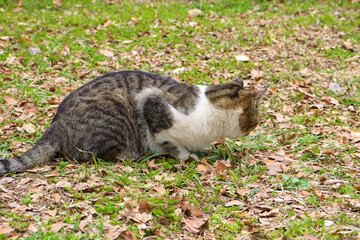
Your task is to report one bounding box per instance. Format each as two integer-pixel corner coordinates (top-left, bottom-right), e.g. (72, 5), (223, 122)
(232, 77), (244, 88)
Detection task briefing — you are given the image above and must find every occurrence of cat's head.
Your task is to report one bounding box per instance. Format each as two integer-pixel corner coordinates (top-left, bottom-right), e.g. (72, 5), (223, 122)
(205, 77), (267, 137)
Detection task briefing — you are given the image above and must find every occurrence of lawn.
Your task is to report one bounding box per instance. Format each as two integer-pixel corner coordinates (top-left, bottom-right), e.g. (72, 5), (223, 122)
(0, 0), (359, 239)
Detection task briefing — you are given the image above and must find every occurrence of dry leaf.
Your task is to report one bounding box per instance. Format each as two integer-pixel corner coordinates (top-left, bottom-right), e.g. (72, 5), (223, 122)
(215, 161), (227, 171)
(299, 68), (311, 78)
(235, 55), (249, 62)
(251, 69), (262, 81)
(2, 94), (17, 105)
(0, 227), (14, 235)
(27, 223), (38, 233)
(79, 215), (93, 230)
(302, 234), (319, 240)
(323, 179), (346, 185)
(120, 229), (137, 240)
(53, 193), (61, 202)
(18, 178), (32, 186)
(103, 20), (112, 27)
(350, 130), (360, 139)
(27, 47), (42, 55)
(196, 163), (209, 172)
(225, 200), (245, 207)
(341, 39), (353, 50)
(99, 49), (114, 57)
(130, 212), (152, 223)
(50, 222), (68, 233)
(236, 189), (251, 196)
(185, 203), (205, 218)
(53, 0), (62, 6)
(60, 44), (70, 56)
(184, 218), (209, 233)
(266, 162), (283, 172)
(0, 177), (15, 184)
(139, 199), (151, 213)
(23, 123), (36, 134)
(188, 9), (202, 18)
(12, 7), (22, 13)
(153, 185), (166, 197)
(130, 16), (139, 24)
(105, 226), (125, 240)
(328, 83), (343, 92)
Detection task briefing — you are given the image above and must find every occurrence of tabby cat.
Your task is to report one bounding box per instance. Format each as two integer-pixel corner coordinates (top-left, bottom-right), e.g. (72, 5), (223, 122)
(0, 71), (266, 175)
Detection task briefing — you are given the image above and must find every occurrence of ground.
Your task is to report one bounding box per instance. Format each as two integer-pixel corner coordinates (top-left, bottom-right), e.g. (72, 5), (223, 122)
(0, 0), (359, 239)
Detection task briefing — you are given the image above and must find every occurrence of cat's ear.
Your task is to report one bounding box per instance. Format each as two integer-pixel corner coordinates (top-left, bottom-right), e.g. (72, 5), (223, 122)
(256, 87), (267, 99)
(231, 77), (244, 88)
(253, 85), (267, 106)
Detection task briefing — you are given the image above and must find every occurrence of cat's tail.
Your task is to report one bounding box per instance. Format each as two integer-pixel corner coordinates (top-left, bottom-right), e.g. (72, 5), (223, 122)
(0, 124), (61, 176)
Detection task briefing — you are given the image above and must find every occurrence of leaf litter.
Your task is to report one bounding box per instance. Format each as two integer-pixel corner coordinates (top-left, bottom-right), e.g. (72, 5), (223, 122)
(0, 0), (360, 239)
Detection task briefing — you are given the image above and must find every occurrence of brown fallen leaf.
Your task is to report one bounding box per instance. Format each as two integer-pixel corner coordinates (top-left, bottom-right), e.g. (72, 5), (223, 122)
(299, 68), (311, 78)
(27, 223), (38, 233)
(103, 20), (112, 27)
(130, 212), (152, 223)
(0, 227), (14, 235)
(273, 113), (285, 123)
(323, 179), (346, 185)
(0, 177), (15, 184)
(266, 162), (283, 172)
(184, 218), (209, 234)
(105, 226), (125, 240)
(130, 16), (139, 25)
(12, 7), (22, 13)
(188, 9), (202, 18)
(215, 161), (226, 171)
(196, 163), (210, 172)
(341, 39), (354, 51)
(23, 123), (36, 134)
(120, 229), (137, 240)
(53, 0), (62, 6)
(139, 199), (151, 213)
(153, 185), (166, 197)
(185, 203), (205, 218)
(302, 234), (319, 240)
(50, 222), (68, 233)
(60, 44), (70, 56)
(350, 130), (360, 139)
(236, 189), (251, 196)
(53, 193), (61, 203)
(18, 178), (32, 186)
(225, 200), (245, 207)
(99, 49), (114, 57)
(79, 214), (93, 230)
(2, 94), (17, 105)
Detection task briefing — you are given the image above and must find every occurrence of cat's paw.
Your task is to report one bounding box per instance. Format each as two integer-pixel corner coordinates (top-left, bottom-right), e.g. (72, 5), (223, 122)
(178, 152), (199, 162)
(188, 154), (199, 162)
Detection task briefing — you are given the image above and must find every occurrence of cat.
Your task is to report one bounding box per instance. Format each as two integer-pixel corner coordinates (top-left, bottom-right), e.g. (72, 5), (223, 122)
(0, 70), (266, 175)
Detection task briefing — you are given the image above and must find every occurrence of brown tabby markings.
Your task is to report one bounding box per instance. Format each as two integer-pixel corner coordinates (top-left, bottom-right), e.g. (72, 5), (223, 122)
(0, 71), (266, 175)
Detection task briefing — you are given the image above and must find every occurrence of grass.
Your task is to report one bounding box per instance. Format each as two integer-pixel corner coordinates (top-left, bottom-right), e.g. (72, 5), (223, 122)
(0, 0), (360, 239)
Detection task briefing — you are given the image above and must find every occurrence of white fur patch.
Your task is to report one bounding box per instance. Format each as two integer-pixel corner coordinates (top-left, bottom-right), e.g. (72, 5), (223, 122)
(152, 85), (246, 153)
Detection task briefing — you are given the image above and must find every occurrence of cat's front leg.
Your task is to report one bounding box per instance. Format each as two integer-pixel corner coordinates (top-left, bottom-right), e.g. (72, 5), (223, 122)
(161, 141), (199, 161)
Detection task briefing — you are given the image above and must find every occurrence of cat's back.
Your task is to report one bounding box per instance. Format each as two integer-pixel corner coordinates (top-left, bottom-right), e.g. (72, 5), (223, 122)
(53, 71), (200, 120)
(66, 70), (179, 99)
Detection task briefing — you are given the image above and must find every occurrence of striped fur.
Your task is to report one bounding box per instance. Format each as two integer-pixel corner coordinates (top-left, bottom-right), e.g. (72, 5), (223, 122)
(0, 71), (266, 175)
